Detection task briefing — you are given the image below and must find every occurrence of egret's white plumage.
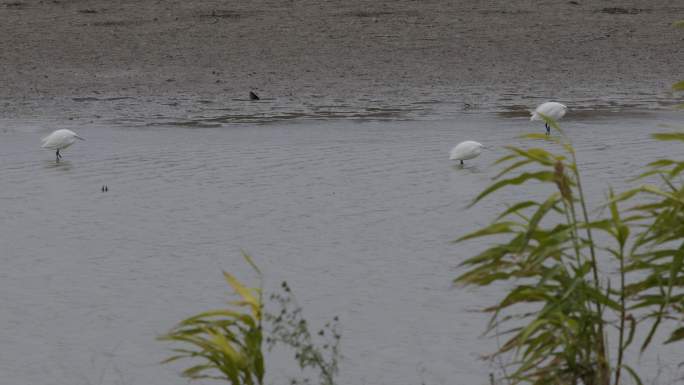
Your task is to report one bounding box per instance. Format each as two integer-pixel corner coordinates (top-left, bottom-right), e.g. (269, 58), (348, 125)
(41, 129), (84, 161)
(449, 141), (484, 165)
(531, 102), (568, 135)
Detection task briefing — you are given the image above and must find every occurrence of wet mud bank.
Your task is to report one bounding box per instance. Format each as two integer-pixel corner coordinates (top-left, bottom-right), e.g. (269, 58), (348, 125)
(1, 0), (683, 122)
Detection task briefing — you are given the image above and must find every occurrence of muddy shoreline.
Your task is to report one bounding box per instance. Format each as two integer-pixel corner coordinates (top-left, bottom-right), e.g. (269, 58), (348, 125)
(1, 0), (683, 121)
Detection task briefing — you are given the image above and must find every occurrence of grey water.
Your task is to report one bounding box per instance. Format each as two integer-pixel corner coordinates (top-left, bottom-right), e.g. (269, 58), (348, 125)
(1, 107), (682, 385)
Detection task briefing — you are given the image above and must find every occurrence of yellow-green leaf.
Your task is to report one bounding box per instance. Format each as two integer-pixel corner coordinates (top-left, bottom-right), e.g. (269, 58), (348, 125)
(454, 221), (521, 243)
(673, 80), (684, 91)
(241, 251), (262, 275)
(471, 171), (555, 205)
(207, 328), (246, 367)
(652, 132), (684, 142)
(224, 273), (259, 309)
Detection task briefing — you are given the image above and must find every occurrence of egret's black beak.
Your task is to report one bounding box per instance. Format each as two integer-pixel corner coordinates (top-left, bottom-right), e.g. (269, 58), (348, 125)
(75, 135), (85, 141)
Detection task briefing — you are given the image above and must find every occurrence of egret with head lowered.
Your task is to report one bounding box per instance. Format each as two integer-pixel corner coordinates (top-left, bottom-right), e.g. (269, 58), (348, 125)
(449, 140), (484, 166)
(531, 102), (567, 135)
(41, 129), (85, 162)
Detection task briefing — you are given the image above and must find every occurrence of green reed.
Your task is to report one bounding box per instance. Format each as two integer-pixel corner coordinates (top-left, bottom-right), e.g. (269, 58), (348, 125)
(159, 252), (340, 385)
(456, 113), (684, 385)
(158, 252), (265, 385)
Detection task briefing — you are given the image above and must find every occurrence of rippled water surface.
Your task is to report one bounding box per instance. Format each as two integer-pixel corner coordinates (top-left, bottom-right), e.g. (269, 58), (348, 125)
(1, 109), (682, 384)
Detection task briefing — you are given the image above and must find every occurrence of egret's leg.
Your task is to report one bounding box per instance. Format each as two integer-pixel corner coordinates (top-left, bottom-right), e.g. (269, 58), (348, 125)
(56, 149), (61, 162)
(460, 160), (464, 166)
(545, 123), (550, 136)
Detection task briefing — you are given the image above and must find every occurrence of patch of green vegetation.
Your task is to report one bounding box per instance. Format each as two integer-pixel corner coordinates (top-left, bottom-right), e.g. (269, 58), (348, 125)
(457, 114), (684, 384)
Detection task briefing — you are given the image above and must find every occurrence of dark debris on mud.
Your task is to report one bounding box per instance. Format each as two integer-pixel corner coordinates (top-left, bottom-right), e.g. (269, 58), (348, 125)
(599, 7), (650, 15)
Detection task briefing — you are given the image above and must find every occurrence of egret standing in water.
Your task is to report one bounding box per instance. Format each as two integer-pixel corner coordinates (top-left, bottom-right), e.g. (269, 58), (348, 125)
(449, 141), (484, 166)
(531, 102), (567, 135)
(41, 129), (85, 162)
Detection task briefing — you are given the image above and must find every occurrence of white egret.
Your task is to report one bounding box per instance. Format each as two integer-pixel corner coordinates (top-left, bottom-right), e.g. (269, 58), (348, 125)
(449, 140), (484, 165)
(530, 102), (567, 135)
(41, 129), (85, 162)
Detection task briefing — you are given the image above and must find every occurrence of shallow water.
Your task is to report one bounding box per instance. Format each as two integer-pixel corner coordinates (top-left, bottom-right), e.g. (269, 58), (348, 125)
(1, 109), (683, 385)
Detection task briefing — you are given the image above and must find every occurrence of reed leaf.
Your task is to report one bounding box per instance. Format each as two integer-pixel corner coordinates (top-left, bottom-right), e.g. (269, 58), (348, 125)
(496, 201), (539, 221)
(664, 327), (684, 344)
(673, 80), (684, 91)
(652, 132), (684, 141)
(160, 260), (264, 385)
(454, 221), (522, 243)
(619, 364), (644, 385)
(471, 171), (555, 206)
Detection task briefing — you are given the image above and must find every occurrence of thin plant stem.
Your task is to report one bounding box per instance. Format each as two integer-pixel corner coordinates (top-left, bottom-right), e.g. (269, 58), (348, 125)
(569, 148), (610, 385)
(560, 194), (583, 270)
(615, 242), (626, 385)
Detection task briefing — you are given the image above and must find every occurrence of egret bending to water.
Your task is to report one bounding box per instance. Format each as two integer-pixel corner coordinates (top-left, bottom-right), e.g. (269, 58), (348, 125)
(41, 129), (85, 162)
(449, 141), (484, 165)
(531, 102), (567, 135)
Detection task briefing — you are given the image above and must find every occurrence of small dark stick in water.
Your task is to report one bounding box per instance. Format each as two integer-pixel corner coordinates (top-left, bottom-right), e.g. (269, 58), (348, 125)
(249, 91), (260, 101)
